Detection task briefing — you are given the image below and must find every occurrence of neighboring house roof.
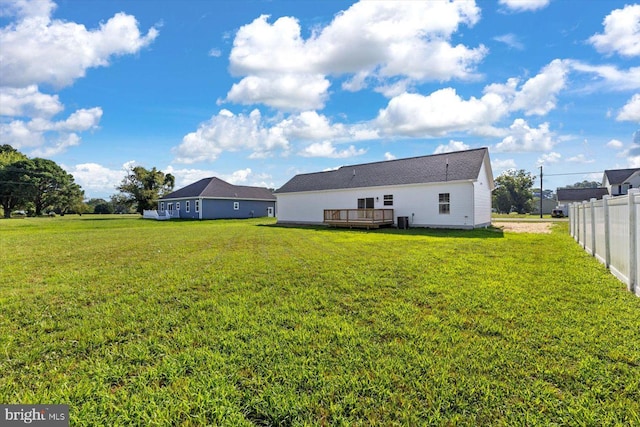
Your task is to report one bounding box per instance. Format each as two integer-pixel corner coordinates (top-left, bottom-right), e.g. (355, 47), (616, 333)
(161, 177), (276, 200)
(276, 147), (491, 193)
(556, 187), (609, 202)
(604, 168), (640, 185)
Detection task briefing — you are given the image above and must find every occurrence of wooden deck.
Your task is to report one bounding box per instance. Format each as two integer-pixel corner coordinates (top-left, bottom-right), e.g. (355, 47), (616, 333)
(323, 209), (394, 229)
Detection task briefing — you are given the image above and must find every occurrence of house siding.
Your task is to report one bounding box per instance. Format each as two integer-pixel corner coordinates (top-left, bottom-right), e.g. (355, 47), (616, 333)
(201, 199), (275, 219)
(473, 158), (493, 226)
(158, 198), (275, 219)
(277, 180), (481, 228)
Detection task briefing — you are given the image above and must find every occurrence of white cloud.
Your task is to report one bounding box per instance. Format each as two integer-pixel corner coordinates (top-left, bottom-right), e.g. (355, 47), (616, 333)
(275, 110), (346, 141)
(65, 161), (132, 197)
(568, 62), (640, 91)
(384, 152), (396, 161)
(0, 0), (57, 19)
(434, 140), (470, 154)
(208, 48), (221, 57)
(0, 107), (102, 155)
(226, 74), (330, 111)
(566, 154), (594, 164)
(494, 119), (556, 152)
(491, 158), (517, 171)
(589, 4), (640, 58)
(299, 141), (366, 158)
(510, 59), (569, 115)
(226, 1), (486, 110)
(607, 139), (624, 149)
(499, 0), (550, 12)
(0, 85), (62, 118)
(173, 109), (289, 163)
(31, 133), (80, 157)
(493, 33), (524, 50)
(375, 88), (507, 137)
(537, 152), (561, 165)
(0, 6), (159, 88)
(617, 94), (640, 122)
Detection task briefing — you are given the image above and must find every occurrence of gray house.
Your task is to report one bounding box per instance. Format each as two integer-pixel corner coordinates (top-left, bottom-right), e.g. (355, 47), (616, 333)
(556, 187), (609, 206)
(158, 177), (276, 220)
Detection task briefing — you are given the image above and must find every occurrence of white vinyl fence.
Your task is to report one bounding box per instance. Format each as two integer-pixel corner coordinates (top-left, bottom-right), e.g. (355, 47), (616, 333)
(569, 189), (639, 296)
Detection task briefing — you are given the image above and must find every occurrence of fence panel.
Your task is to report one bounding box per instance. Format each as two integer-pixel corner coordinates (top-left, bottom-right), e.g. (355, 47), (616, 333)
(593, 199), (606, 265)
(635, 192), (640, 295)
(608, 196), (630, 285)
(569, 189), (639, 296)
(584, 201), (593, 255)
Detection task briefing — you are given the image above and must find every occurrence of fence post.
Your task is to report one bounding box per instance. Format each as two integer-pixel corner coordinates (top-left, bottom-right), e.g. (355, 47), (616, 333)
(569, 203), (574, 238)
(629, 189), (638, 294)
(603, 195), (611, 269)
(590, 198), (597, 256)
(582, 201), (587, 249)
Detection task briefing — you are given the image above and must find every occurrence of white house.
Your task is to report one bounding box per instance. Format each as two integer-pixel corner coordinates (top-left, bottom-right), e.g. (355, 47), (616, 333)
(274, 147), (494, 229)
(603, 168), (640, 196)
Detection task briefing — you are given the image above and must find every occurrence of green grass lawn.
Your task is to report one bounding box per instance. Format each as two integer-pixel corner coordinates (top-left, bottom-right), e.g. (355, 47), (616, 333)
(1, 215), (638, 426)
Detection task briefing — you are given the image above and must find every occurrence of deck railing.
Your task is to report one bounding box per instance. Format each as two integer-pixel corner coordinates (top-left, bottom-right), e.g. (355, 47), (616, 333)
(323, 208), (394, 227)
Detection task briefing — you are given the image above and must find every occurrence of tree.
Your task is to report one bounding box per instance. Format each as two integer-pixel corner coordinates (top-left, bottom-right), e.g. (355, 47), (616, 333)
(116, 166), (175, 214)
(54, 180), (85, 215)
(492, 169), (535, 214)
(0, 146), (31, 218)
(563, 180), (601, 189)
(21, 158), (80, 216)
(87, 198), (114, 214)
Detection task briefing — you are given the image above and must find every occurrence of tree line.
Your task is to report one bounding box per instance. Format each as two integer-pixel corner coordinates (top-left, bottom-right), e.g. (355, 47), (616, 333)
(0, 145), (174, 218)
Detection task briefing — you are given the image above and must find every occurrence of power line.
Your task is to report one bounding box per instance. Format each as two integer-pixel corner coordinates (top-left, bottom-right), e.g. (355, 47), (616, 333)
(543, 171), (602, 177)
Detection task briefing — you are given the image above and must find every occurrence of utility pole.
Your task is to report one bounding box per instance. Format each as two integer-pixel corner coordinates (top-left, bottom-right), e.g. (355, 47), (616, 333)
(539, 165), (543, 219)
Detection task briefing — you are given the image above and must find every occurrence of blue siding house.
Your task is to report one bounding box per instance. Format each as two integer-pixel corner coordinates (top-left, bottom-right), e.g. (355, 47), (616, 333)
(158, 177), (276, 220)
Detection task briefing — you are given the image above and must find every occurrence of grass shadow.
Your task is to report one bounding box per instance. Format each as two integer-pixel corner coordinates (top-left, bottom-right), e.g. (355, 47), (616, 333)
(260, 222), (504, 238)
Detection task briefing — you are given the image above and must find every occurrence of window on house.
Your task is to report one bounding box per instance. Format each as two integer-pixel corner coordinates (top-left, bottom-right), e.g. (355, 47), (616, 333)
(160, 202), (164, 211)
(439, 193), (450, 214)
(195, 200), (200, 212)
(357, 198), (374, 209)
(167, 203), (173, 211)
(176, 202), (180, 211)
(234, 201), (240, 210)
(383, 194), (393, 206)
(186, 201), (190, 212)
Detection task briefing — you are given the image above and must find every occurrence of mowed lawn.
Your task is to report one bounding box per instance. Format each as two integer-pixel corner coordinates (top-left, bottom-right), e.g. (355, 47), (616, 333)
(0, 216), (638, 426)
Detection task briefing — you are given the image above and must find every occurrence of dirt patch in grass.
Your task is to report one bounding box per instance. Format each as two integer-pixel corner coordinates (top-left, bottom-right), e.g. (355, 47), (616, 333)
(497, 222), (552, 234)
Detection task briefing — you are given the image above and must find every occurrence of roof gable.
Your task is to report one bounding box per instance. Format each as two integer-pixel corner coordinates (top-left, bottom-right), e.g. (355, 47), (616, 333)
(556, 187), (609, 202)
(604, 168), (640, 185)
(276, 148), (489, 194)
(161, 177), (275, 200)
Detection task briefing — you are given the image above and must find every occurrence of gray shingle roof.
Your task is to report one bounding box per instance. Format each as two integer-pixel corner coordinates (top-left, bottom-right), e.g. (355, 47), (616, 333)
(275, 148), (489, 193)
(604, 168), (640, 185)
(161, 177), (275, 200)
(556, 187), (609, 202)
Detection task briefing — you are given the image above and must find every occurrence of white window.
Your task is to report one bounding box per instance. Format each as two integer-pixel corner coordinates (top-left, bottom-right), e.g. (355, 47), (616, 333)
(160, 202), (164, 211)
(195, 200), (200, 212)
(233, 201), (240, 210)
(186, 201), (190, 213)
(439, 193), (450, 214)
(383, 194), (393, 206)
(176, 202), (180, 211)
(167, 203), (173, 211)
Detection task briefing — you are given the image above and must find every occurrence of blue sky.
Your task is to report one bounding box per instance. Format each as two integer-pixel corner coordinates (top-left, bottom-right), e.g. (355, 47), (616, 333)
(1, 0), (639, 199)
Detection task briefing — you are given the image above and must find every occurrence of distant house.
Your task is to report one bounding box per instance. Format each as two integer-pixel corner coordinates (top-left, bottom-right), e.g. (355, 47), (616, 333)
(157, 177), (276, 220)
(556, 187), (609, 206)
(603, 168), (640, 196)
(274, 147), (494, 229)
